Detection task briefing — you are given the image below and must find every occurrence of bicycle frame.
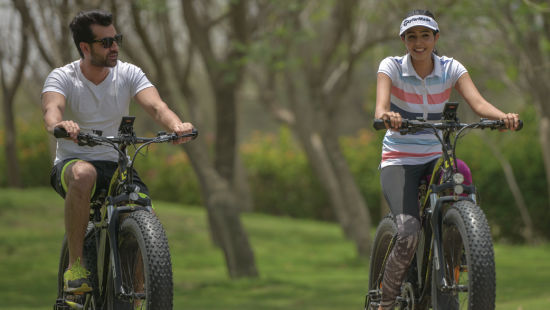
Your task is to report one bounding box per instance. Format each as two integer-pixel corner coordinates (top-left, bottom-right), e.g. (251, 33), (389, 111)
(367, 103), (519, 308)
(413, 156), (477, 305)
(54, 117), (197, 307)
(89, 141), (155, 302)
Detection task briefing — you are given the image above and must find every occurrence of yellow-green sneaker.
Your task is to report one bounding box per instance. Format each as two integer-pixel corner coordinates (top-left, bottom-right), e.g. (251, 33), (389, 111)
(63, 258), (92, 293)
(134, 300), (144, 310)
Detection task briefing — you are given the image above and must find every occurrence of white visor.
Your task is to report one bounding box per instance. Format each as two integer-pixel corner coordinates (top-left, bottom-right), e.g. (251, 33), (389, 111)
(399, 15), (439, 36)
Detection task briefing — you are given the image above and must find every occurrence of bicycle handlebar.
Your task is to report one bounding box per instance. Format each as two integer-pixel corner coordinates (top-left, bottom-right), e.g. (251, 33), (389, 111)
(372, 118), (523, 132)
(53, 126), (198, 145)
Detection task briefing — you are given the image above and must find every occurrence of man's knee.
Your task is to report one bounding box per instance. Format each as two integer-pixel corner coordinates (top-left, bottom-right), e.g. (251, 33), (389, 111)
(66, 161), (97, 189)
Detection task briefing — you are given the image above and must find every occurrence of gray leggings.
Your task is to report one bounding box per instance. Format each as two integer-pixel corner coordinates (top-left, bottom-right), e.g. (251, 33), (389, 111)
(378, 160), (437, 309)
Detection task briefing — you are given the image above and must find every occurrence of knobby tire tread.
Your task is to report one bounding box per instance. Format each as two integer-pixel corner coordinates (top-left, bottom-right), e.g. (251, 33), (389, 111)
(367, 215), (396, 309)
(117, 210), (173, 309)
(434, 201), (495, 310)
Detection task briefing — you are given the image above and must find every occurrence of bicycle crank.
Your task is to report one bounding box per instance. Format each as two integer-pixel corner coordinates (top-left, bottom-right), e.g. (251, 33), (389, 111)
(396, 282), (416, 310)
(53, 293), (92, 310)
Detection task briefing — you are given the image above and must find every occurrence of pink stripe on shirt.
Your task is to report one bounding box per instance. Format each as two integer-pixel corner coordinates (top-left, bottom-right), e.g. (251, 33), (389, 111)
(427, 87), (452, 105)
(382, 151), (442, 161)
(391, 85), (423, 105)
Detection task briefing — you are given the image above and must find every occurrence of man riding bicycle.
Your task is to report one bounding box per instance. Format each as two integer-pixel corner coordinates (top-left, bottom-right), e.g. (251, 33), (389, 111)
(41, 9), (194, 294)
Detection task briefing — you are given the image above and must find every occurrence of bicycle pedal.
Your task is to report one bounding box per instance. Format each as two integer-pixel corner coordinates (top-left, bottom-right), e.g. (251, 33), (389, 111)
(56, 294), (87, 310)
(395, 296), (410, 307)
(364, 291), (381, 310)
(364, 301), (380, 310)
(53, 298), (71, 310)
(64, 300), (84, 309)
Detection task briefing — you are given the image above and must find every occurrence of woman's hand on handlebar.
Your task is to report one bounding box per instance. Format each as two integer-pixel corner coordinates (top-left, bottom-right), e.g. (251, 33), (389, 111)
(379, 111), (402, 130)
(53, 120), (80, 143)
(171, 122), (196, 144)
(500, 113), (520, 131)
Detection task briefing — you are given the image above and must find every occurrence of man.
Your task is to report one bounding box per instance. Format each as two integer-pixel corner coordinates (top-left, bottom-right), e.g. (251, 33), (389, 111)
(42, 9), (194, 293)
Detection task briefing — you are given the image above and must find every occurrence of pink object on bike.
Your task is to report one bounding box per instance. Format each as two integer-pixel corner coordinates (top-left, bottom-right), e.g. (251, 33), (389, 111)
(456, 159), (473, 185)
(425, 158), (473, 185)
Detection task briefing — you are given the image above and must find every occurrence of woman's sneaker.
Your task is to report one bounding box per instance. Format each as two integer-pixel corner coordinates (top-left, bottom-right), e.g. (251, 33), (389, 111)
(63, 258), (92, 293)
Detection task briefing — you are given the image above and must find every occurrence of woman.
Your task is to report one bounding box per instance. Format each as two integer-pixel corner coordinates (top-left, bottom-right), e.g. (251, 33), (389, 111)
(374, 9), (519, 310)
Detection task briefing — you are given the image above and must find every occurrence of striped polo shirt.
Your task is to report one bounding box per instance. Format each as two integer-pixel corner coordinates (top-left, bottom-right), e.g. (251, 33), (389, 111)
(378, 53), (467, 168)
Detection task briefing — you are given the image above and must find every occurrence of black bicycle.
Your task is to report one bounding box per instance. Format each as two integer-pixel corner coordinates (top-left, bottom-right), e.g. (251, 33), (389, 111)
(365, 102), (522, 310)
(53, 116), (197, 310)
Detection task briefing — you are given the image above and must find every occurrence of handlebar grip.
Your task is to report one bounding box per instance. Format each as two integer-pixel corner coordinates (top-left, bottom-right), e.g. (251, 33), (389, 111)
(191, 128), (199, 139)
(53, 127), (69, 138)
(373, 119), (388, 131)
(169, 128), (199, 141)
(516, 120), (523, 131)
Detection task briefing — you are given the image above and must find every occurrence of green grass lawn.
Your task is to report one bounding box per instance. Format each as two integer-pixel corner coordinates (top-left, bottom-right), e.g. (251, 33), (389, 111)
(0, 188), (549, 309)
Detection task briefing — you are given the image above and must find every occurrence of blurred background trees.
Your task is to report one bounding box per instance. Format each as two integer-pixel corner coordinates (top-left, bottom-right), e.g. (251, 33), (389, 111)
(0, 0), (548, 277)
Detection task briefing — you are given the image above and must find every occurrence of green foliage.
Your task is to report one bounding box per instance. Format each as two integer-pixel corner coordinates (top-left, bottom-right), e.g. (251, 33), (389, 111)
(340, 130), (385, 221)
(0, 118), (51, 187)
(242, 128), (331, 220)
(132, 142), (202, 206)
(457, 106), (549, 242)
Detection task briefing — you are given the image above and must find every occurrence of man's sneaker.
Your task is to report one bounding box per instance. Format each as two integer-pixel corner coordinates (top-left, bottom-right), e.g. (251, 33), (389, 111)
(63, 258), (92, 293)
(134, 300), (144, 310)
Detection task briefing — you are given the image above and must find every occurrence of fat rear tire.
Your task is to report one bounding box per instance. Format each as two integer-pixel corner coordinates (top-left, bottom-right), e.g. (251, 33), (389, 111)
(366, 215), (397, 309)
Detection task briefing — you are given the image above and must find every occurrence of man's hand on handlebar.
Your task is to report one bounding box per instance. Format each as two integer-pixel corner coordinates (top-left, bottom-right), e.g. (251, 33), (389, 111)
(52, 120), (80, 143)
(171, 122), (196, 144)
(500, 113), (520, 131)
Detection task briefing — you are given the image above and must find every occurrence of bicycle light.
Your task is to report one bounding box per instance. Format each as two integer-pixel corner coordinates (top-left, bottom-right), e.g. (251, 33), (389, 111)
(453, 173), (465, 195)
(452, 173), (464, 184)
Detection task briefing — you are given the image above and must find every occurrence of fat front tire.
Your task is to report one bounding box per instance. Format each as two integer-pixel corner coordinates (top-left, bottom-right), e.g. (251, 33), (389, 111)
(106, 210), (173, 309)
(431, 201), (495, 310)
(367, 215), (397, 309)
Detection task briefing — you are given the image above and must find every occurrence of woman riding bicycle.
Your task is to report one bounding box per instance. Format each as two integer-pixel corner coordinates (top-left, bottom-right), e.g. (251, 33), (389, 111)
(374, 9), (519, 309)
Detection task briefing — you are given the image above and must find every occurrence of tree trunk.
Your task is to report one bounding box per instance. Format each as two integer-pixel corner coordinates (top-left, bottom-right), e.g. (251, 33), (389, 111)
(483, 134), (535, 243)
(298, 130), (352, 231)
(214, 86), (238, 183)
(0, 1), (29, 188)
(1, 92), (22, 187)
(184, 141), (258, 278)
(286, 76), (371, 256)
(180, 1), (258, 277)
(539, 116), (550, 209)
(323, 130), (372, 256)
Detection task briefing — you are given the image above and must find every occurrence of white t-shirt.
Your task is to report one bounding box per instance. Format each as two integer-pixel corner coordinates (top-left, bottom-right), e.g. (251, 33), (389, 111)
(377, 53), (467, 168)
(42, 60), (153, 164)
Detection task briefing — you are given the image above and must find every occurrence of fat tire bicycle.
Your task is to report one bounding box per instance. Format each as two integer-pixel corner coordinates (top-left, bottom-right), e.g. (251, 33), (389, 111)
(365, 102), (522, 310)
(52, 116), (197, 310)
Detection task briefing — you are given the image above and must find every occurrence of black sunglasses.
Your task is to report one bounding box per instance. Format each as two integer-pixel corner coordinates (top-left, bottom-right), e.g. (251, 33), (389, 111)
(90, 34), (123, 48)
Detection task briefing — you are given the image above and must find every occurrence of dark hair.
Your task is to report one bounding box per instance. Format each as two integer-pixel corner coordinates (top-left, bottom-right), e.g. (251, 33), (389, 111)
(404, 9), (439, 55)
(69, 10), (113, 58)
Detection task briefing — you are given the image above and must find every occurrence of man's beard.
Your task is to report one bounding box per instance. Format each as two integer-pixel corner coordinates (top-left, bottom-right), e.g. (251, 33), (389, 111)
(90, 48), (117, 67)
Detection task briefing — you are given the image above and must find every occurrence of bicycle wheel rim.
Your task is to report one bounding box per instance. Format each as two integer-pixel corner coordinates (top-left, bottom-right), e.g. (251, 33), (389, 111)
(367, 215), (397, 309)
(116, 218), (149, 309)
(440, 217), (468, 309)
(106, 210), (173, 309)
(433, 201), (495, 310)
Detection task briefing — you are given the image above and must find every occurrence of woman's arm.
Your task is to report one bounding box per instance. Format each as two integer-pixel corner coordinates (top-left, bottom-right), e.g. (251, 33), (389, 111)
(455, 73), (519, 130)
(375, 72), (402, 129)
